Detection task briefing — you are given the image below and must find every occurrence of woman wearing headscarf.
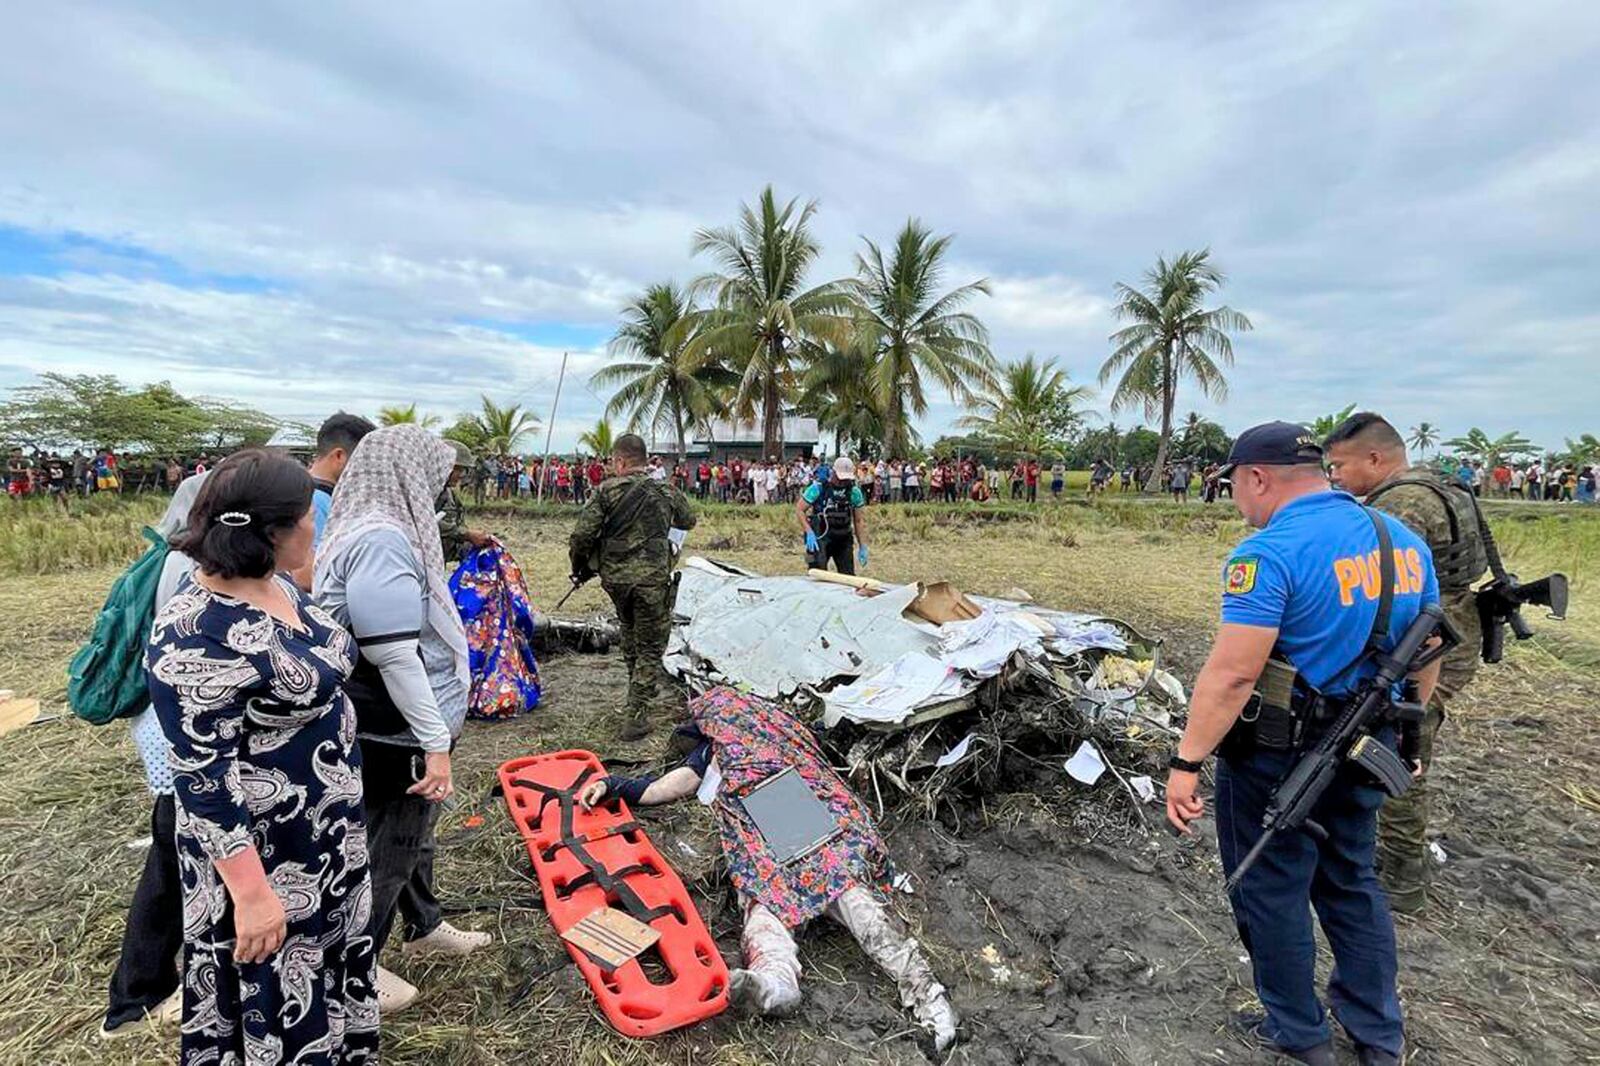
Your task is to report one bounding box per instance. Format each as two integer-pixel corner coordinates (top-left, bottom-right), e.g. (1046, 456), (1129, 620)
(145, 450), (377, 1064)
(101, 473), (207, 1038)
(313, 425), (490, 1014)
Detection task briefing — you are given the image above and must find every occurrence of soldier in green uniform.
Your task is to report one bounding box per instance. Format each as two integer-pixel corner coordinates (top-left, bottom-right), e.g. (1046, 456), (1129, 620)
(569, 433), (696, 741)
(437, 440), (491, 563)
(1324, 412), (1487, 913)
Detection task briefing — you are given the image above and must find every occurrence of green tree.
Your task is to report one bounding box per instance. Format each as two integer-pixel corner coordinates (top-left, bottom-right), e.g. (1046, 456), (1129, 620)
(466, 396), (539, 456)
(1307, 404), (1358, 440)
(593, 282), (736, 461)
(441, 416), (489, 456)
(1562, 433), (1600, 465)
(845, 219), (995, 455)
(1100, 249), (1251, 490)
(688, 186), (856, 458)
(1176, 411), (1232, 463)
(958, 355), (1091, 459)
(1407, 421), (1440, 457)
(1443, 428), (1534, 467)
(577, 419), (614, 457)
(798, 346), (897, 458)
(377, 403), (442, 429)
(0, 373), (277, 454)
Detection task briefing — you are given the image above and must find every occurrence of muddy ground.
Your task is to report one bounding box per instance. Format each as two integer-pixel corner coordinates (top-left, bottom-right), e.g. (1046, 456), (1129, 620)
(0, 502), (1595, 1065)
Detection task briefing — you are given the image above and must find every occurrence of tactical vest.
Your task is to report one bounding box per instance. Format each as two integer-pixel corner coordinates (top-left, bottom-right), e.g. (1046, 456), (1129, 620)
(811, 484), (856, 539)
(1366, 475), (1488, 591)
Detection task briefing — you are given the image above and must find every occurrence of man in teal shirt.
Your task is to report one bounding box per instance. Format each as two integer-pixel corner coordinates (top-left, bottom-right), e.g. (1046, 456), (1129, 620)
(796, 456), (869, 575)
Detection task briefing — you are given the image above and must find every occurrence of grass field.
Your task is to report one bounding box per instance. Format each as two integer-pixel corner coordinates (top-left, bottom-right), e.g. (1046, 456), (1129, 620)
(0, 495), (1596, 1064)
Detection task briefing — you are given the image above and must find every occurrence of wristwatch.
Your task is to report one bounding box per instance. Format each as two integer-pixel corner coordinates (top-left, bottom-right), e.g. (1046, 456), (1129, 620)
(1167, 753), (1206, 774)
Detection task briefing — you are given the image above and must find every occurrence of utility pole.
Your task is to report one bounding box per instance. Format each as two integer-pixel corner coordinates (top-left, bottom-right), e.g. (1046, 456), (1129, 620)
(536, 351), (568, 504)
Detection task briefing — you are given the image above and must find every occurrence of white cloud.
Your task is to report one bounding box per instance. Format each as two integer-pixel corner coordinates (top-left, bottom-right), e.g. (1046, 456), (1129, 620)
(0, 0), (1595, 448)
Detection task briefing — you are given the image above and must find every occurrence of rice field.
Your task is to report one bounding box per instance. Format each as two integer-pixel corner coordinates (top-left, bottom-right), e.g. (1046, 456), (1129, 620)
(0, 495), (1596, 1064)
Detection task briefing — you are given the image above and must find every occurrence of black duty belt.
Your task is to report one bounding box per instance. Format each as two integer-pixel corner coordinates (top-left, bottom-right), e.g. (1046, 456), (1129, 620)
(507, 767), (677, 926)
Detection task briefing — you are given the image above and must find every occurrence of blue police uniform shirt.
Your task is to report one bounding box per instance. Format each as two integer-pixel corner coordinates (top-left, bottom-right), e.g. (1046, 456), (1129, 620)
(312, 486), (333, 544)
(1220, 490), (1439, 695)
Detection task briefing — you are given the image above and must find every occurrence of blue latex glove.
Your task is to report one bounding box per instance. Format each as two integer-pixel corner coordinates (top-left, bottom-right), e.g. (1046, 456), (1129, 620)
(805, 530), (819, 553)
(857, 545), (869, 567)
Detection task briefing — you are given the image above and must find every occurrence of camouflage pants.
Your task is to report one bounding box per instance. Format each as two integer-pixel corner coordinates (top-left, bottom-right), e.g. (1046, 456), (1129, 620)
(1377, 655), (1476, 912)
(604, 580), (674, 726)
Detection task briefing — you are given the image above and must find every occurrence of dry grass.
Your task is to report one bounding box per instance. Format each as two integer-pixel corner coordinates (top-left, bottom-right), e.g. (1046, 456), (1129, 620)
(0, 499), (1596, 1064)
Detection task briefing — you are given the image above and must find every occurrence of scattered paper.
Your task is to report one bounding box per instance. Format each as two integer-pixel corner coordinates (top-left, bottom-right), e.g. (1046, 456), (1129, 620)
(1429, 841), (1448, 865)
(676, 840), (699, 858)
(1129, 775), (1157, 803)
(935, 734), (975, 769)
(125, 836), (153, 851)
(892, 872), (916, 895)
(1065, 740), (1107, 785)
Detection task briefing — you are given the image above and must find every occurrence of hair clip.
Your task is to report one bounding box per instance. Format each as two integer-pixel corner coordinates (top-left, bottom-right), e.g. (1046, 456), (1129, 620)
(217, 511), (252, 527)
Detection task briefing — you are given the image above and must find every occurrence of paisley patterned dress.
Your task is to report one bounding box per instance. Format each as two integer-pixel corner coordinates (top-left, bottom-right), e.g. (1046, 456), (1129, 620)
(146, 577), (378, 1065)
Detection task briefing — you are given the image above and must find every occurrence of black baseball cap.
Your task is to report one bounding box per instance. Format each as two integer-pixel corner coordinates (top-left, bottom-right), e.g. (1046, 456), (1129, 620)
(1218, 421), (1324, 478)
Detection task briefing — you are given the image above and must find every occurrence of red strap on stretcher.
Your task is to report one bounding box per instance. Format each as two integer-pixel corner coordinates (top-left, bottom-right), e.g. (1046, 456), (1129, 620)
(498, 750), (728, 1036)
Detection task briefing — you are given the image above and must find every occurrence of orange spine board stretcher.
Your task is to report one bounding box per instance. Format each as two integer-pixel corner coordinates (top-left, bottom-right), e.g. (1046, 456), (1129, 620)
(498, 750), (728, 1036)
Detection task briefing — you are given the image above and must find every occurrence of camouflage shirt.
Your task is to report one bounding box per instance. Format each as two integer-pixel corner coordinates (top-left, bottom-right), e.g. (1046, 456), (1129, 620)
(1366, 468), (1486, 677)
(436, 487), (468, 562)
(569, 472), (696, 586)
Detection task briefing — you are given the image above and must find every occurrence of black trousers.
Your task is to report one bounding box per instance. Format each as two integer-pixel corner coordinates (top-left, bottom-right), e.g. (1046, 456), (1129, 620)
(361, 740), (443, 955)
(808, 533), (855, 576)
(105, 794), (183, 1029)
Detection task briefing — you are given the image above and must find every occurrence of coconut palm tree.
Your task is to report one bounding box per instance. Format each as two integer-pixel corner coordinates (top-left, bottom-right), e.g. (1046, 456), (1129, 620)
(958, 355), (1091, 459)
(592, 282), (736, 462)
(797, 345), (890, 458)
(1408, 421), (1440, 457)
(687, 186), (856, 458)
(377, 403), (441, 429)
(1177, 411), (1232, 463)
(845, 220), (996, 455)
(466, 396), (538, 455)
(1100, 249), (1251, 491)
(577, 418), (614, 457)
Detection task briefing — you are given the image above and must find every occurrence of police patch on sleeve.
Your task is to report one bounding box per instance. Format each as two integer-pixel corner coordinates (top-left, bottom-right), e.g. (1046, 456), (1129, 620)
(1224, 557), (1259, 595)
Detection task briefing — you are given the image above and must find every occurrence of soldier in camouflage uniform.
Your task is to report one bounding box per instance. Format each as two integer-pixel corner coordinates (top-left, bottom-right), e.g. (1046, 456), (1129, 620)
(569, 433), (696, 741)
(1325, 413), (1487, 913)
(437, 440), (490, 563)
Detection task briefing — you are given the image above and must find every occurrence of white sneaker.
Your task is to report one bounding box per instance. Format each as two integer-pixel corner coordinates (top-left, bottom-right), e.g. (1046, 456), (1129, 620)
(401, 921), (492, 959)
(376, 965), (418, 1015)
(98, 987), (183, 1040)
(151, 987), (183, 1026)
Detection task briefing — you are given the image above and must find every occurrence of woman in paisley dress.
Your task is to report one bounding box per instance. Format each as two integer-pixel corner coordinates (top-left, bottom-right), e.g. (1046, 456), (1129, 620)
(145, 449), (378, 1064)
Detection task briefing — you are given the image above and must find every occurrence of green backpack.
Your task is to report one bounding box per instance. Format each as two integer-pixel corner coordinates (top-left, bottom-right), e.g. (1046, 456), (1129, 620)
(68, 527), (170, 725)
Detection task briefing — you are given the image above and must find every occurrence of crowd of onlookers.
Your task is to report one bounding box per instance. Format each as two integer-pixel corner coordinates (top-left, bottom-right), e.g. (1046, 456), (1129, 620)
(1444, 457), (1598, 503)
(5, 448), (217, 506)
(9, 444), (1597, 510)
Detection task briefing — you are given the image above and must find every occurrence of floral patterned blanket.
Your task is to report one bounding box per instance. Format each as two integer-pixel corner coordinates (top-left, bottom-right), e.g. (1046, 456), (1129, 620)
(691, 686), (887, 927)
(450, 539), (541, 720)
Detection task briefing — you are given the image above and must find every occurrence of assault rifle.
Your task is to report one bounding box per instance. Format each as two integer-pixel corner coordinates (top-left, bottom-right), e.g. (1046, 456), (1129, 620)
(1224, 603), (1461, 893)
(1465, 494), (1567, 663)
(1477, 572), (1568, 664)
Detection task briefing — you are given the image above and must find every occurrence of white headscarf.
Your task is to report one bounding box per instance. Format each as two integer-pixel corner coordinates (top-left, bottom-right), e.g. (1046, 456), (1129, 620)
(313, 425), (468, 681)
(156, 471), (210, 540)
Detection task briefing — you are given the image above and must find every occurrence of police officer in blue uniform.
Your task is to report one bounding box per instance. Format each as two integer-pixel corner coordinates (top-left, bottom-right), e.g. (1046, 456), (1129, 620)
(1165, 423), (1444, 1066)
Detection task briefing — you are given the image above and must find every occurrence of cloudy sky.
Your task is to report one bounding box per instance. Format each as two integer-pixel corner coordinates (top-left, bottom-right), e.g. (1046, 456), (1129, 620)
(1, 2), (1595, 450)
